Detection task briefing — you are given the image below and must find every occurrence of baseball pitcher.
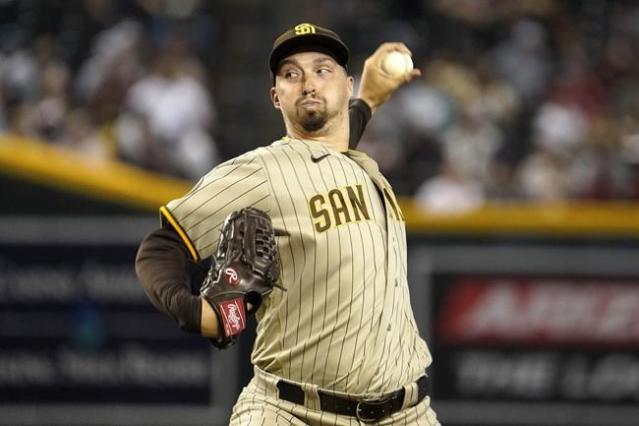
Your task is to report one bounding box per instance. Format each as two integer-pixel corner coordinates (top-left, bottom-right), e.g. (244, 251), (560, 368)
(136, 23), (440, 425)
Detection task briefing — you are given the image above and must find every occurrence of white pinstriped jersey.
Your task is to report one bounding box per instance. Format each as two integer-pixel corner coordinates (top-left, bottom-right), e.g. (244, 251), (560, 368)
(162, 137), (431, 396)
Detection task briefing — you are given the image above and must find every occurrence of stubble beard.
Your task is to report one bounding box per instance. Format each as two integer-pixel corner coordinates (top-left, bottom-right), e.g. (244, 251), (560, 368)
(296, 99), (329, 132)
(300, 109), (328, 132)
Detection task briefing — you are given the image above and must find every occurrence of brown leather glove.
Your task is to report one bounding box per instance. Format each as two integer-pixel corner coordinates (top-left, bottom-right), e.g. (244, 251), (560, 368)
(200, 207), (280, 348)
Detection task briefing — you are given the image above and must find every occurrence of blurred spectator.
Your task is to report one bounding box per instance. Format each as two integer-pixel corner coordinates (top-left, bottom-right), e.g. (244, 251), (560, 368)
(34, 60), (71, 142)
(0, 40), (40, 103)
(116, 33), (219, 179)
(75, 20), (144, 108)
(431, 0), (556, 25)
(6, 102), (38, 138)
(415, 161), (485, 215)
(490, 18), (553, 105)
(0, 85), (6, 131)
(441, 104), (503, 185)
(517, 146), (569, 201)
(570, 142), (633, 200)
(532, 101), (589, 159)
(64, 108), (112, 160)
(471, 60), (519, 126)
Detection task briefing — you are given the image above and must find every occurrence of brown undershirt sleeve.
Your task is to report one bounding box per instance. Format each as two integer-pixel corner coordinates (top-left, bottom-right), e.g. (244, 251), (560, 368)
(135, 226), (206, 334)
(348, 98), (373, 150)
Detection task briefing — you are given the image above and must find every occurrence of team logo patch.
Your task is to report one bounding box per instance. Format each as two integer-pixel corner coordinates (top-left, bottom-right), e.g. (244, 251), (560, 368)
(219, 298), (246, 337)
(294, 23), (316, 35)
(224, 267), (239, 285)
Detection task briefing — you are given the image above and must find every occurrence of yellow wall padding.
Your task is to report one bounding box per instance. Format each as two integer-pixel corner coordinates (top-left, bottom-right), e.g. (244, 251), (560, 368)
(400, 200), (639, 236)
(0, 134), (192, 211)
(2, 134), (638, 236)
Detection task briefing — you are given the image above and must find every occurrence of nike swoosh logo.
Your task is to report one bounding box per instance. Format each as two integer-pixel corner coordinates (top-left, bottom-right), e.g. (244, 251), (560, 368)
(311, 153), (330, 163)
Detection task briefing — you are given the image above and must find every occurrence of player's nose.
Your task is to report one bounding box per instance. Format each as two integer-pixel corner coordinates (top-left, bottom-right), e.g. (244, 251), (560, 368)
(302, 87), (316, 97)
(302, 76), (317, 96)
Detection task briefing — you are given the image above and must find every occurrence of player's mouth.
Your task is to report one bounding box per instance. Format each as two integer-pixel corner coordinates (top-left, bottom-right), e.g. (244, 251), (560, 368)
(298, 98), (324, 107)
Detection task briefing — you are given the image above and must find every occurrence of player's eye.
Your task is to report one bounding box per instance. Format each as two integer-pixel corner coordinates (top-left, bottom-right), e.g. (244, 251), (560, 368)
(316, 67), (332, 76)
(283, 69), (300, 80)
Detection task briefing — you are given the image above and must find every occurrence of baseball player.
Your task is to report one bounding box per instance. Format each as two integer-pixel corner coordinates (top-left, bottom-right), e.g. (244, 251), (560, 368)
(136, 23), (439, 425)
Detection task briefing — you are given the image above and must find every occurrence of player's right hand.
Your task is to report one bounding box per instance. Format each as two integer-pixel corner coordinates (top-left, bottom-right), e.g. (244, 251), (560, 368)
(357, 42), (421, 112)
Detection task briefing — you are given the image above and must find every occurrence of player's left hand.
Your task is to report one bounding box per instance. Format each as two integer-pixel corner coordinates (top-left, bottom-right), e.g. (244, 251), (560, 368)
(357, 42), (421, 113)
(200, 207), (281, 347)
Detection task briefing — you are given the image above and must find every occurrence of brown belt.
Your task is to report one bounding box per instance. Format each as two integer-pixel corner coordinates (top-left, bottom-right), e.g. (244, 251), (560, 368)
(277, 374), (428, 423)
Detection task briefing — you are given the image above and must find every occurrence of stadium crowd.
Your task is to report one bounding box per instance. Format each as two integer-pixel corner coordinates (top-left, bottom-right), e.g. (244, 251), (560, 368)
(1, 0), (639, 213)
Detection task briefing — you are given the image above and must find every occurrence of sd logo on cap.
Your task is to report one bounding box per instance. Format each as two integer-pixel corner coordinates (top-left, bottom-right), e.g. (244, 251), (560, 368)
(269, 23), (350, 78)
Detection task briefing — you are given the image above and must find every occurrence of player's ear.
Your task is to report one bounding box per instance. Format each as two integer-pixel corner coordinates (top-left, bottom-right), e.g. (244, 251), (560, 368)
(347, 76), (354, 97)
(270, 87), (281, 109)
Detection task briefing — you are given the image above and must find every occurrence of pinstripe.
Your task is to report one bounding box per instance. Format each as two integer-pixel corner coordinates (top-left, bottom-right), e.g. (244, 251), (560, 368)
(173, 176), (204, 207)
(280, 154), (313, 426)
(183, 170), (265, 227)
(377, 247), (399, 388)
(376, 313), (392, 387)
(332, 196), (355, 388)
(268, 147), (309, 381)
(172, 158), (255, 211)
(312, 222), (330, 387)
(310, 151), (339, 426)
(346, 214), (366, 388)
(387, 237), (402, 388)
(296, 144), (332, 389)
(318, 222), (330, 426)
(370, 191), (393, 388)
(188, 180), (267, 240)
(335, 156), (366, 389)
(346, 159), (384, 391)
(395, 227), (408, 278)
(399, 312), (414, 385)
(178, 164), (262, 220)
(344, 153), (388, 392)
(262, 146), (298, 380)
(396, 213), (428, 388)
(278, 150), (310, 348)
(356, 221), (378, 391)
(284, 147), (321, 384)
(390, 189), (418, 389)
(394, 206), (410, 387)
(274, 409), (296, 425)
(319, 154), (343, 391)
(397, 327), (405, 387)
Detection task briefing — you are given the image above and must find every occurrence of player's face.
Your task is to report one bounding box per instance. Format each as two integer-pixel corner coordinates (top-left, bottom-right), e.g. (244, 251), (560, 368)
(271, 51), (353, 133)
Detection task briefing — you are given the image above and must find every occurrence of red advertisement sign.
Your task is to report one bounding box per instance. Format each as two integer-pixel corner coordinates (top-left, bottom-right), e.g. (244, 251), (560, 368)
(436, 277), (639, 348)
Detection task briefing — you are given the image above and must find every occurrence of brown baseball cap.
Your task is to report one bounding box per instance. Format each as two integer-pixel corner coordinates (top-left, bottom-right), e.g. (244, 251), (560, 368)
(269, 23), (349, 76)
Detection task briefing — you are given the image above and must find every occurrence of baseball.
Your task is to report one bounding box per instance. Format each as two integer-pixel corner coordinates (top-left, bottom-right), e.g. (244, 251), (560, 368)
(381, 51), (413, 77)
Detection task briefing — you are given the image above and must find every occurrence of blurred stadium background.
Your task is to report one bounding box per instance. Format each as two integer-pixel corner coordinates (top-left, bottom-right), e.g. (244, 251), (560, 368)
(1, 1), (638, 425)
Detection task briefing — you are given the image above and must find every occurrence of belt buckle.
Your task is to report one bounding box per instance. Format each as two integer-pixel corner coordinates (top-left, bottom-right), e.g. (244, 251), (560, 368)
(355, 395), (393, 423)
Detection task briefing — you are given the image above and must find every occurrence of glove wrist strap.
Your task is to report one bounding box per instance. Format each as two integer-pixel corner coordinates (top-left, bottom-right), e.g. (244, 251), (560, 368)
(207, 297), (247, 348)
(217, 297), (247, 338)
